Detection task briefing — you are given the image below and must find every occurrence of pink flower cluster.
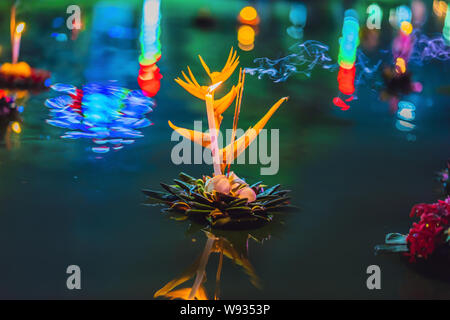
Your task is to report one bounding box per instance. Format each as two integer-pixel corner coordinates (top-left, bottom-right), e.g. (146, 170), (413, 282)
(406, 198), (450, 262)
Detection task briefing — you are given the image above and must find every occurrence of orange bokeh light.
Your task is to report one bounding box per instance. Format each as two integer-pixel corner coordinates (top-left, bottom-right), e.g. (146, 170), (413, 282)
(395, 57), (406, 74)
(238, 25), (255, 45)
(238, 6), (260, 25)
(400, 21), (413, 35)
(433, 0), (448, 17)
(337, 66), (356, 95)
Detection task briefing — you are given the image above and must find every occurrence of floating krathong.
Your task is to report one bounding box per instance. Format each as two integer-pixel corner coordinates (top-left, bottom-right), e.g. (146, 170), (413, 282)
(0, 62), (51, 90)
(0, 4), (51, 89)
(45, 83), (154, 153)
(375, 198), (450, 263)
(376, 162), (450, 263)
(143, 172), (293, 229)
(143, 48), (293, 229)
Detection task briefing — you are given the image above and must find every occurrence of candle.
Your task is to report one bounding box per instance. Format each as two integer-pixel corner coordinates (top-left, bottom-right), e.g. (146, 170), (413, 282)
(12, 22), (25, 64)
(205, 82), (222, 176)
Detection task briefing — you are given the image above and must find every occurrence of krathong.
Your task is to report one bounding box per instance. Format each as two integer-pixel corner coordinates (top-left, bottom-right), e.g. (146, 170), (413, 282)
(375, 198), (450, 263)
(143, 48), (293, 229)
(45, 83), (154, 154)
(376, 163), (450, 263)
(0, 61), (50, 90)
(0, 3), (50, 89)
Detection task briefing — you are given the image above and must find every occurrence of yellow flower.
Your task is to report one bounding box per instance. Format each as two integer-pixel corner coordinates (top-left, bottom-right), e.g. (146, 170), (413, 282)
(199, 47), (240, 84)
(170, 48), (288, 171)
(174, 48), (241, 128)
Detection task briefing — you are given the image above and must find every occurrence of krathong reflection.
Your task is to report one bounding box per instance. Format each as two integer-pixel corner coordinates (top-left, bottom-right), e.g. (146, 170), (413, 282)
(152, 219), (284, 300)
(45, 83), (154, 154)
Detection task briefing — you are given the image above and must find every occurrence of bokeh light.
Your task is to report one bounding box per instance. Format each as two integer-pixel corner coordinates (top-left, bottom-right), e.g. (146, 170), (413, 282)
(238, 6), (259, 25)
(238, 25), (255, 51)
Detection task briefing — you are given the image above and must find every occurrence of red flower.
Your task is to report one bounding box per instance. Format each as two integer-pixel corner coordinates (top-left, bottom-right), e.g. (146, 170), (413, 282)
(405, 198), (450, 262)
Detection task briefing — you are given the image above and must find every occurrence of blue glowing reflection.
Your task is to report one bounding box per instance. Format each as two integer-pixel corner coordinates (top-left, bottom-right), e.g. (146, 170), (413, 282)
(46, 83), (154, 153)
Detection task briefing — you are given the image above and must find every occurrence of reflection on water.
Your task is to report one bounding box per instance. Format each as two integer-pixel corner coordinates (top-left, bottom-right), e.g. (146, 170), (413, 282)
(45, 83), (154, 154)
(138, 0), (162, 97)
(154, 221), (284, 300)
(0, 89), (29, 149)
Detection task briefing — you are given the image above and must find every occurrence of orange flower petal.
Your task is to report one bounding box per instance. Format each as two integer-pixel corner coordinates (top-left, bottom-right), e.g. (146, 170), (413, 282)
(168, 120), (211, 148)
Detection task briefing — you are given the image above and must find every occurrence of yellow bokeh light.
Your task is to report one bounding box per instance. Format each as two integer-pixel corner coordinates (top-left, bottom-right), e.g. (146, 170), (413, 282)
(238, 25), (255, 46)
(400, 21), (413, 35)
(433, 0), (448, 17)
(11, 122), (21, 134)
(239, 6), (258, 21)
(395, 57), (406, 74)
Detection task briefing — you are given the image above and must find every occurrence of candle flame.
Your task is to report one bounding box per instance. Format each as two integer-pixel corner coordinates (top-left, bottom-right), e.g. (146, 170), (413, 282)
(208, 81), (222, 94)
(11, 121), (21, 134)
(16, 22), (25, 34)
(395, 57), (406, 74)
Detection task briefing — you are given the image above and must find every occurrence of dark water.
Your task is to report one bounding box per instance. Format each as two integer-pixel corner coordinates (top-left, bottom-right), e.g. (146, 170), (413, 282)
(0, 0), (449, 299)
